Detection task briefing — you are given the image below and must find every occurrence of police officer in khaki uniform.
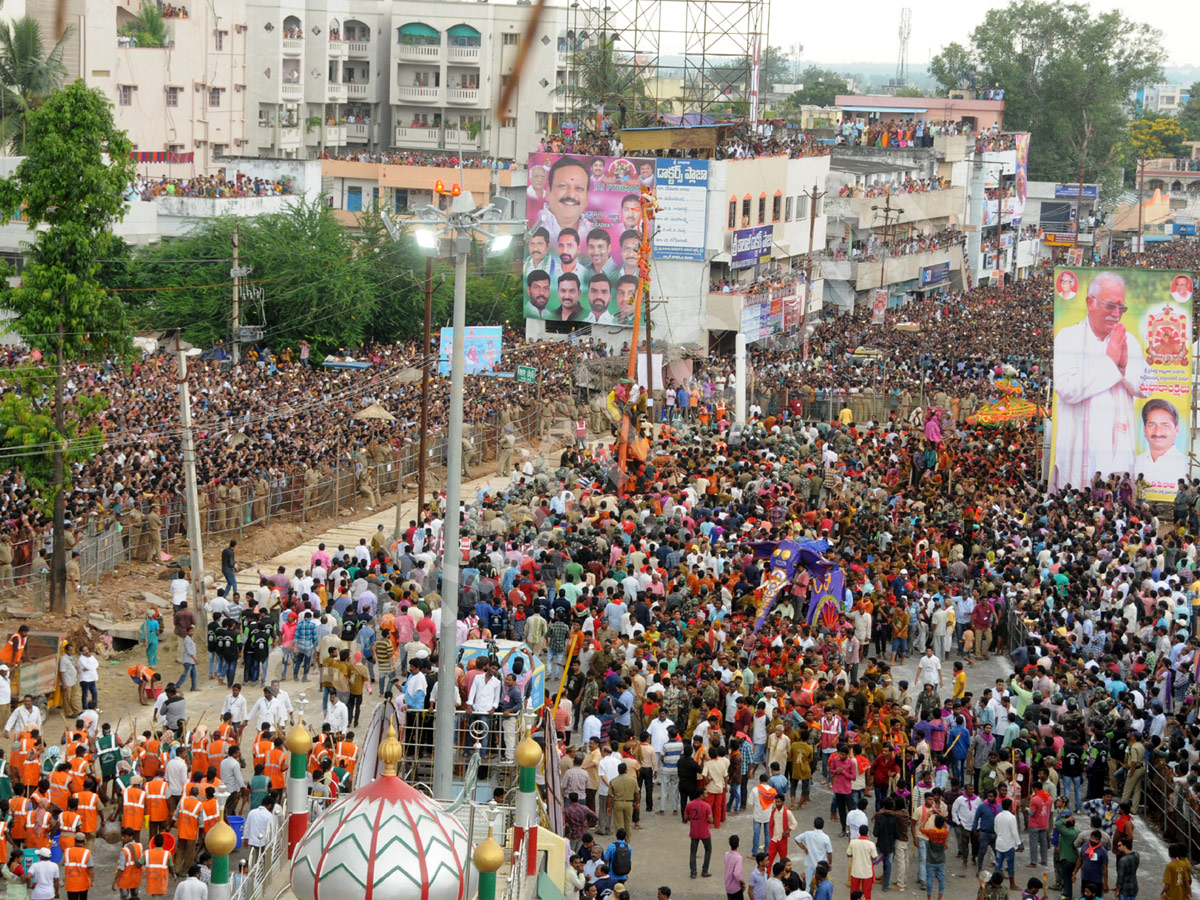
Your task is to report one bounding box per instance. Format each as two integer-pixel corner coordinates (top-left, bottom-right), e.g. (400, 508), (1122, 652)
(0, 534), (14, 588)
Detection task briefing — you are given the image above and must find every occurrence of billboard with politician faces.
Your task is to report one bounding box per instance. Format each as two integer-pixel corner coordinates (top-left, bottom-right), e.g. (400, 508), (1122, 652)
(1050, 266), (1195, 502)
(524, 153), (652, 326)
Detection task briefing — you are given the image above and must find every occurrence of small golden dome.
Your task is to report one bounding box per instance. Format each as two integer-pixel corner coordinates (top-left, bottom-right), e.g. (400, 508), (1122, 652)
(473, 829), (505, 873)
(286, 725), (313, 755)
(379, 723), (404, 776)
(205, 817), (238, 857)
(515, 736), (543, 769)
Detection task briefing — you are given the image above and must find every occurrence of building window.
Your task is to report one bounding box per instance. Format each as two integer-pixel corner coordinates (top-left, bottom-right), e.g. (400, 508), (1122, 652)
(757, 195), (766, 225)
(728, 199), (736, 229)
(165, 87), (180, 107)
(796, 196), (808, 219)
(785, 196), (793, 222)
(167, 144), (184, 154)
(772, 193), (782, 222)
(209, 88), (222, 107)
(741, 196), (751, 226)
(502, 32), (519, 45)
(215, 30), (227, 50)
(346, 186), (363, 212)
(500, 116), (516, 127)
(213, 143), (227, 156)
(118, 85), (134, 106)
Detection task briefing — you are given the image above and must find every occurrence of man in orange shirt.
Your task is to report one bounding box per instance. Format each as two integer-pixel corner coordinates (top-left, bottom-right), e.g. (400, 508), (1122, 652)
(171, 786), (203, 876)
(119, 781), (146, 837)
(144, 775), (170, 840)
(76, 777), (102, 848)
(144, 833), (173, 897)
(63, 843), (95, 899)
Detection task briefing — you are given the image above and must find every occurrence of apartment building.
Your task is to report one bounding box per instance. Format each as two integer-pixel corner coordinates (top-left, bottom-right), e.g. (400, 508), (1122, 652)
(244, 0), (563, 161)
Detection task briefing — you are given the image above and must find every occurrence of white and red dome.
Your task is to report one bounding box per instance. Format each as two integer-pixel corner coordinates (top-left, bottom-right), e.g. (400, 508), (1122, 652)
(290, 773), (471, 900)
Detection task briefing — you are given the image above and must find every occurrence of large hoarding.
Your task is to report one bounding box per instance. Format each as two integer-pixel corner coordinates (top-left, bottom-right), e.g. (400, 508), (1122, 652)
(1050, 267), (1195, 502)
(524, 153), (651, 326)
(731, 225), (773, 270)
(438, 326), (502, 375)
(653, 159), (708, 260)
(1012, 132), (1029, 224)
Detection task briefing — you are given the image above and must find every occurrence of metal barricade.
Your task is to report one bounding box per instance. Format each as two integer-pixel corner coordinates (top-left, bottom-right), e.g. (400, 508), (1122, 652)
(231, 809), (289, 900)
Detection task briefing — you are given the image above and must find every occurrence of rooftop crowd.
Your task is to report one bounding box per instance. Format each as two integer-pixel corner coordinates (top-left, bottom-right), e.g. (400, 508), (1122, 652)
(320, 150), (519, 170)
(130, 174), (296, 200)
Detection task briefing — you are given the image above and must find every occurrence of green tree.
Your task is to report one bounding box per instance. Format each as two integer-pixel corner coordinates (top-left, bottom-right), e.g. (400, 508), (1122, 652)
(355, 208), (453, 342)
(1178, 81), (1200, 140)
(0, 80), (134, 612)
(0, 17), (72, 154)
(785, 67), (849, 109)
(118, 0), (168, 48)
(948, 1), (1164, 186)
(1127, 114), (1189, 160)
(892, 86), (928, 98)
(928, 42), (977, 93)
(116, 199), (378, 350)
(566, 37), (655, 123)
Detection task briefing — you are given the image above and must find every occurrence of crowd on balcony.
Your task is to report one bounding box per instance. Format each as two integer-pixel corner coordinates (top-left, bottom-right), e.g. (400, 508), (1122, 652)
(838, 175), (951, 198)
(155, 0), (188, 17)
(282, 27), (304, 39)
(709, 267), (806, 296)
(1161, 158), (1200, 172)
(831, 226), (966, 262)
(131, 173), (296, 199)
(320, 150), (517, 169)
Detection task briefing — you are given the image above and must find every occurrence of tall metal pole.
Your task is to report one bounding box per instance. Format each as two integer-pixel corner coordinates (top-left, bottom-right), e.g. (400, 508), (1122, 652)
(804, 181), (824, 326)
(411, 254), (434, 535)
(432, 230), (470, 801)
(231, 225), (241, 365)
(1074, 161), (1086, 251)
(175, 334), (206, 624)
(1137, 158), (1146, 264)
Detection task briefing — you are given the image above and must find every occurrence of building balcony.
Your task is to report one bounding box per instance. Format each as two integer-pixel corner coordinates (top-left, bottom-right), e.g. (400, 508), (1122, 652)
(282, 82), (303, 99)
(442, 129), (479, 151)
(325, 125), (346, 145)
(394, 125), (441, 147)
(328, 38), (347, 58)
(327, 82), (346, 101)
(346, 82), (369, 97)
(397, 85), (441, 103)
(447, 45), (480, 63)
(446, 87), (479, 104)
(397, 43), (442, 61)
(347, 122), (372, 142)
(282, 38), (303, 56)
(347, 40), (369, 57)
(280, 126), (302, 145)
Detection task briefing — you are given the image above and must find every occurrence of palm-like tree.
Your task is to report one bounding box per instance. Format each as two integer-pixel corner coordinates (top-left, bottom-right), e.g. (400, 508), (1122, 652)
(0, 17), (71, 155)
(119, 1), (168, 49)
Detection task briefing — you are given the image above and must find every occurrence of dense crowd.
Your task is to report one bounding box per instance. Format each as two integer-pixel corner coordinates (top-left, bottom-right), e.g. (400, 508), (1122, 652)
(319, 151), (519, 170)
(837, 227), (966, 263)
(131, 174), (295, 200)
(839, 176), (952, 198)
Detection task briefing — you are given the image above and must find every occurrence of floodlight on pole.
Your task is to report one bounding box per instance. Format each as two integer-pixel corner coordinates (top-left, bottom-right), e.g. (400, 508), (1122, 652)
(415, 229), (438, 251)
(489, 233), (514, 254)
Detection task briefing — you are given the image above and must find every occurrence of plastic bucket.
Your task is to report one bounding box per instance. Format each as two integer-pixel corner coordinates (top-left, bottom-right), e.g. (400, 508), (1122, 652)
(49, 835), (62, 864)
(227, 815), (245, 850)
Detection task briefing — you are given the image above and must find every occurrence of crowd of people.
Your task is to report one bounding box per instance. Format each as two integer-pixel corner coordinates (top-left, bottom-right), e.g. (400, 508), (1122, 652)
(834, 227), (967, 263)
(319, 150), (519, 170)
(839, 176), (952, 198)
(129, 173), (296, 200)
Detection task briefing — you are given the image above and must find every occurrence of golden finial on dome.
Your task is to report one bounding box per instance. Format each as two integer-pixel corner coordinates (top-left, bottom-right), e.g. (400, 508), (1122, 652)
(515, 736), (543, 769)
(379, 722), (404, 776)
(473, 827), (505, 873)
(205, 816), (238, 857)
(286, 724), (313, 755)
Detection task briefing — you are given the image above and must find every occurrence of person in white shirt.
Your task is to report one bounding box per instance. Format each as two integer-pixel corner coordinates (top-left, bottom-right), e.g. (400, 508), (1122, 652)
(27, 848), (60, 900)
(173, 867), (209, 900)
(325, 696), (350, 735)
(165, 752), (189, 803)
(247, 688), (277, 732)
(993, 798), (1023, 884)
(244, 796), (279, 848)
(4, 695), (42, 735)
(466, 660), (502, 754)
(222, 686), (248, 730)
(77, 648), (99, 708)
(1134, 399), (1189, 490)
(596, 746), (621, 835)
(915, 648), (943, 689)
(646, 710), (674, 754)
(169, 570), (191, 607)
(0, 664), (10, 708)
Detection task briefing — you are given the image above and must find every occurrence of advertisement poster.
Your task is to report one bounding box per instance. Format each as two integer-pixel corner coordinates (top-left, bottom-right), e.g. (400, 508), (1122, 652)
(654, 159), (708, 260)
(920, 262), (950, 289)
(438, 326), (502, 375)
(731, 225), (773, 270)
(524, 153), (652, 326)
(1049, 267), (1194, 502)
(871, 289), (887, 324)
(1012, 132), (1029, 224)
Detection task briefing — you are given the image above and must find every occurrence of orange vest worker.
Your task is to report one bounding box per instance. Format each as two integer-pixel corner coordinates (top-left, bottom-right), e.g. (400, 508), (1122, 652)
(59, 809), (83, 850)
(48, 769), (72, 811)
(176, 795), (203, 842)
(265, 748), (286, 790)
(117, 841), (145, 890)
(121, 785), (147, 832)
(64, 846), (93, 894)
(77, 790), (100, 836)
(145, 778), (170, 824)
(145, 846), (171, 895)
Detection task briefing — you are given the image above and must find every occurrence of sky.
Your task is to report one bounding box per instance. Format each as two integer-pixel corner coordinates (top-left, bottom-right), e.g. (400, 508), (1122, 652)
(775, 0), (1196, 70)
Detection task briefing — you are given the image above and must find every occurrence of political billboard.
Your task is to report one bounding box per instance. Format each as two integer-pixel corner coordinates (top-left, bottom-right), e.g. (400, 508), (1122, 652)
(1050, 267), (1195, 502)
(731, 225), (773, 270)
(438, 326), (502, 375)
(1012, 132), (1029, 224)
(524, 153), (651, 326)
(871, 289), (887, 324)
(920, 262), (951, 289)
(654, 159), (709, 260)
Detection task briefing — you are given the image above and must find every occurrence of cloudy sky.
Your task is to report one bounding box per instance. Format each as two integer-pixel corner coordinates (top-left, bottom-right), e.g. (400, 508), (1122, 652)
(779, 0), (1194, 68)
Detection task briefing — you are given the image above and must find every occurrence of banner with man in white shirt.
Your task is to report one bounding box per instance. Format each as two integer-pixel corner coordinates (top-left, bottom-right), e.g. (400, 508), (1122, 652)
(1050, 266), (1194, 501)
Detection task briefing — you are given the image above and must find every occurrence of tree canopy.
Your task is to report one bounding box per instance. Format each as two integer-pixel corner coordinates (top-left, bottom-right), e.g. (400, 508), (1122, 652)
(930, 0), (1165, 186)
(785, 66), (850, 109)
